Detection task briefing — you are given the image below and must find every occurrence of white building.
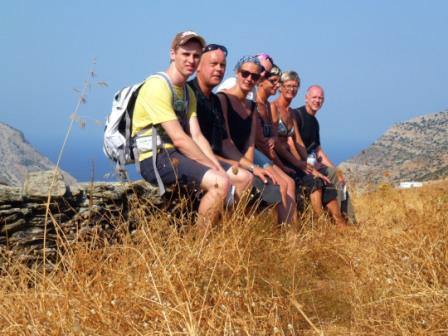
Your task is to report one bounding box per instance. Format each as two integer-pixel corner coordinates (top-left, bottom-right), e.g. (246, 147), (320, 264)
(399, 181), (423, 189)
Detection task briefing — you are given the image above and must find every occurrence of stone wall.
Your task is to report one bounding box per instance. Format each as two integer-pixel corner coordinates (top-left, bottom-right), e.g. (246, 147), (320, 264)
(0, 170), (165, 269)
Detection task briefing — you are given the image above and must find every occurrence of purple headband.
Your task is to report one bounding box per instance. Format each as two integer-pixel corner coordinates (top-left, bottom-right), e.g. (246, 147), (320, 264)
(256, 53), (274, 65)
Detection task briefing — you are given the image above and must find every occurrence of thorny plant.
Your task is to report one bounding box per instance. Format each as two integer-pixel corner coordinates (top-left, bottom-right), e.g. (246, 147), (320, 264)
(43, 59), (108, 275)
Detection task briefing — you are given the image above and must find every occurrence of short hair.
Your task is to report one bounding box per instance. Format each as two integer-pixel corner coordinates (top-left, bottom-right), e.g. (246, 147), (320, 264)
(280, 71), (301, 85)
(306, 85), (324, 96)
(269, 64), (282, 77)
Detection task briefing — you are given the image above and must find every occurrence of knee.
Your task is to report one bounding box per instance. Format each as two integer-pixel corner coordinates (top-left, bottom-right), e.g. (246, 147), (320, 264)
(240, 169), (253, 188)
(214, 173), (231, 198)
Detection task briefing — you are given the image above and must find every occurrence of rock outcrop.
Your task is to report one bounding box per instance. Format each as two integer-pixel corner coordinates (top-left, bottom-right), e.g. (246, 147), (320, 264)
(339, 110), (448, 186)
(0, 122), (76, 187)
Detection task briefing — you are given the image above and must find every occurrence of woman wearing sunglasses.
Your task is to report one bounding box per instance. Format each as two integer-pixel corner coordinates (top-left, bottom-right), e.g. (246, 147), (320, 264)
(271, 71), (347, 227)
(217, 56), (296, 224)
(254, 65), (298, 218)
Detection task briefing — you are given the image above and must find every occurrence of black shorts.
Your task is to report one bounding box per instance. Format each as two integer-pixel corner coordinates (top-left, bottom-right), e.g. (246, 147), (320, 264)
(252, 176), (282, 204)
(282, 161), (337, 205)
(140, 148), (210, 188)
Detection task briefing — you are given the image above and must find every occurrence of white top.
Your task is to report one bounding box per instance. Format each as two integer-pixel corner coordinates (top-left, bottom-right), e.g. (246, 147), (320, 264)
(215, 76), (257, 101)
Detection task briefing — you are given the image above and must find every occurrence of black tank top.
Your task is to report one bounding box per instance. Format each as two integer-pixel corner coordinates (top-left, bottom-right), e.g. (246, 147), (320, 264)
(219, 92), (254, 153)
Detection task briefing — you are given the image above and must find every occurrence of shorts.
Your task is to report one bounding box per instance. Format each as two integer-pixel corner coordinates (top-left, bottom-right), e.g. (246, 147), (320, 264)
(281, 160), (337, 205)
(140, 148), (209, 188)
(252, 176), (282, 204)
(254, 149), (273, 168)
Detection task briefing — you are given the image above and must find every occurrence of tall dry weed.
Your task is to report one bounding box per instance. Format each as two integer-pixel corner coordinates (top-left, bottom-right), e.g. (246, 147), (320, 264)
(0, 181), (447, 335)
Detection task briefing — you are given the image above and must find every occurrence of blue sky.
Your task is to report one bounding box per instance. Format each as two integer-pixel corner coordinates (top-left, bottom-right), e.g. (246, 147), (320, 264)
(2, 1), (447, 181)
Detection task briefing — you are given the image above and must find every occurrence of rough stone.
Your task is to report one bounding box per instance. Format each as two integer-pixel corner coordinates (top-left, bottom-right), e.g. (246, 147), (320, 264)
(0, 185), (22, 203)
(0, 179), (171, 266)
(1, 219), (27, 234)
(23, 169), (69, 198)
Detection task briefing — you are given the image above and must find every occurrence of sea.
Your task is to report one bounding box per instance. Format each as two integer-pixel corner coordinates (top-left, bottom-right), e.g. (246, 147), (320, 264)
(35, 136), (363, 183)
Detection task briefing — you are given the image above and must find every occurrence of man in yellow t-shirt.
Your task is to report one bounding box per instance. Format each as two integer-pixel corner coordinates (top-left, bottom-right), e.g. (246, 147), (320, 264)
(133, 31), (231, 234)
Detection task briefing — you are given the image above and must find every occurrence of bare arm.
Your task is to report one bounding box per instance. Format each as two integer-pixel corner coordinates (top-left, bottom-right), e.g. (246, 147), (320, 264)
(243, 107), (258, 162)
(218, 93), (275, 183)
(315, 146), (334, 168)
(291, 116), (309, 160)
(160, 119), (218, 170)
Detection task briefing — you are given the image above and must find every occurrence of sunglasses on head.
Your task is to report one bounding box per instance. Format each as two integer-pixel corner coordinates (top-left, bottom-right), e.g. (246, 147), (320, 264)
(203, 44), (228, 56)
(239, 70), (261, 81)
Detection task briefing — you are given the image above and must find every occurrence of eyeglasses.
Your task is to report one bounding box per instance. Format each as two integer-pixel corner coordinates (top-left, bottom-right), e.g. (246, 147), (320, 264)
(203, 44), (228, 56)
(239, 70), (261, 81)
(268, 78), (279, 86)
(284, 84), (299, 90)
(263, 71), (271, 79)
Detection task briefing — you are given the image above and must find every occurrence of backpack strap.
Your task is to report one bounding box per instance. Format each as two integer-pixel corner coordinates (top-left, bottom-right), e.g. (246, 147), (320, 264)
(150, 125), (165, 196)
(141, 72), (190, 196)
(154, 72), (190, 123)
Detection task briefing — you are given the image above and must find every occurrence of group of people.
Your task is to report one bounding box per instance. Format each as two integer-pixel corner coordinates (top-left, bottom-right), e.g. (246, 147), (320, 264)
(132, 31), (355, 234)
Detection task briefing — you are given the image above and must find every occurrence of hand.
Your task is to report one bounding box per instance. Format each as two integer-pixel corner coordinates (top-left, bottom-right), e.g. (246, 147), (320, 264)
(283, 166), (296, 175)
(298, 161), (314, 174)
(253, 166), (276, 184)
(336, 169), (345, 184)
(267, 138), (276, 151)
(311, 169), (331, 185)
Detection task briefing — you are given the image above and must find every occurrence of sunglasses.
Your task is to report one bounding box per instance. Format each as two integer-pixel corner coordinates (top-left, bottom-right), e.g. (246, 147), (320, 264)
(203, 44), (228, 56)
(268, 78), (279, 85)
(240, 70), (261, 81)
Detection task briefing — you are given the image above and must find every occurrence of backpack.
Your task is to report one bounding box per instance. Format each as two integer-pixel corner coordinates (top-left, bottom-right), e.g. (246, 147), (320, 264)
(103, 72), (190, 196)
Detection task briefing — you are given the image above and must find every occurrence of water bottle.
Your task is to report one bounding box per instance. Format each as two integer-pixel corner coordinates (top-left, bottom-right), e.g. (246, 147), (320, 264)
(225, 185), (236, 207)
(307, 152), (317, 167)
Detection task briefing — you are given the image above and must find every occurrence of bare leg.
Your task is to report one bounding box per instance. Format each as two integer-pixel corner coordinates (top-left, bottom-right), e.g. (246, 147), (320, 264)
(225, 166), (253, 199)
(197, 170), (231, 234)
(325, 166), (357, 224)
(272, 165), (297, 223)
(309, 189), (324, 217)
(325, 199), (348, 227)
(265, 165), (296, 224)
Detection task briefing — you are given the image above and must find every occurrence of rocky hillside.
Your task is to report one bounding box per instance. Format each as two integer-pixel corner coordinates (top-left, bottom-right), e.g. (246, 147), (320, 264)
(0, 122), (76, 186)
(339, 110), (448, 186)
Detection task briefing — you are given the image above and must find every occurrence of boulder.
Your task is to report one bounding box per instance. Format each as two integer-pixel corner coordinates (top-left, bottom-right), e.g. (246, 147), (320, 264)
(0, 185), (22, 203)
(23, 169), (69, 199)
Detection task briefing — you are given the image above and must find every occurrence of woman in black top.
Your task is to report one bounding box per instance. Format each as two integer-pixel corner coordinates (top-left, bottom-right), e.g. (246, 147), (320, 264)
(217, 56), (296, 224)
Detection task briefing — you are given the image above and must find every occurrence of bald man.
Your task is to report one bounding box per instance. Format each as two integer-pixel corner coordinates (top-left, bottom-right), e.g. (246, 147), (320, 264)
(187, 44), (254, 199)
(294, 85), (357, 224)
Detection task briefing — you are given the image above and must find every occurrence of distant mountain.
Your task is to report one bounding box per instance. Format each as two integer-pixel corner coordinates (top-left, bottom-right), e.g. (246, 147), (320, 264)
(0, 122), (76, 186)
(339, 110), (448, 186)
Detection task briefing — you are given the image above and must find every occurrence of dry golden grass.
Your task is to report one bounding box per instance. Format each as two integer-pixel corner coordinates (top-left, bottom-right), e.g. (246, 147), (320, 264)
(1, 181), (447, 335)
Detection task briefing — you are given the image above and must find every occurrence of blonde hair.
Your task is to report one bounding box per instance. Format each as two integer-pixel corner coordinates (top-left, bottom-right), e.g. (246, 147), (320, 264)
(280, 71), (301, 85)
